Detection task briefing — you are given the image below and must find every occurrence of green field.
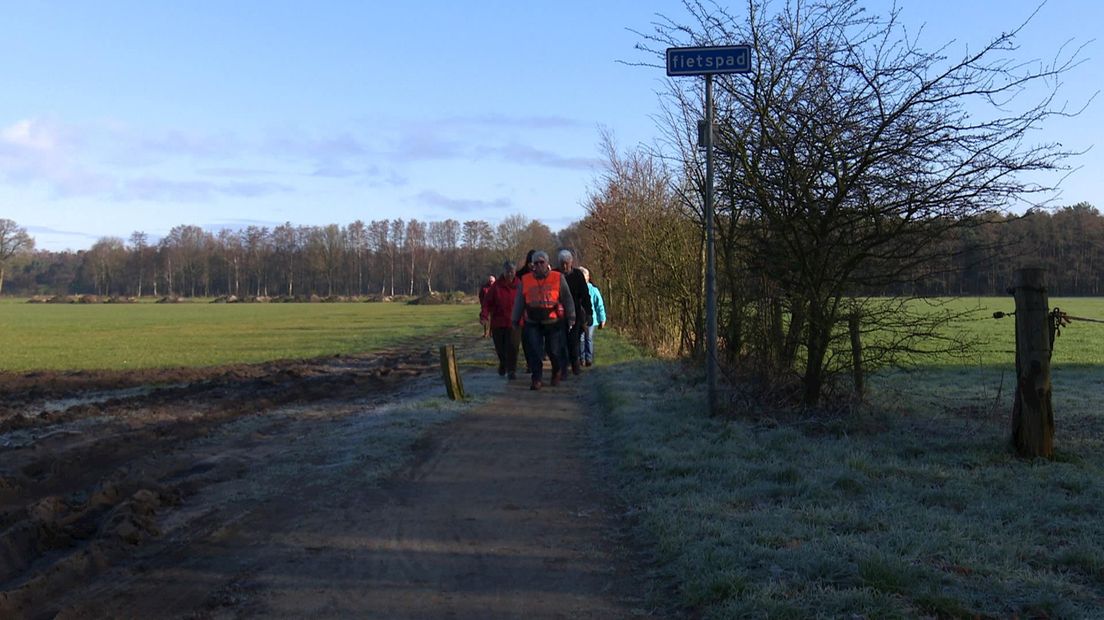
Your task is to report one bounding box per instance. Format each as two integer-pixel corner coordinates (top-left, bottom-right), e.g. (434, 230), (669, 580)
(921, 296), (1104, 366)
(3, 296), (1102, 373)
(0, 299), (476, 371)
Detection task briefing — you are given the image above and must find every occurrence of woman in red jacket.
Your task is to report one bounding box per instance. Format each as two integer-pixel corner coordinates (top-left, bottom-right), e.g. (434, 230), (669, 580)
(480, 261), (521, 379)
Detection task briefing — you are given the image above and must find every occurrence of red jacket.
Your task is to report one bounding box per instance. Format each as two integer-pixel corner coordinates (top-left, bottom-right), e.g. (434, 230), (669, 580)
(479, 277), (518, 329)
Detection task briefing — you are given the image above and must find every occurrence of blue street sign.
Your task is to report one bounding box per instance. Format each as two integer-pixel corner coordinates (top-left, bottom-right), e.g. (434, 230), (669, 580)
(666, 45), (752, 76)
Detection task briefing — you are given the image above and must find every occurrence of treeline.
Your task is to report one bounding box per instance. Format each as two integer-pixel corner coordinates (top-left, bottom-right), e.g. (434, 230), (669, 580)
(920, 205), (1104, 297)
(3, 215), (589, 298)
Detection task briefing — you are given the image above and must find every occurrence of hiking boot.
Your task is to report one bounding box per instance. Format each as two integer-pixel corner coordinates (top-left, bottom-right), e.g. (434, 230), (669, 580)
(530, 379), (542, 391)
(584, 360), (592, 367)
(507, 371), (516, 380)
(550, 373), (560, 387)
(498, 365), (506, 376)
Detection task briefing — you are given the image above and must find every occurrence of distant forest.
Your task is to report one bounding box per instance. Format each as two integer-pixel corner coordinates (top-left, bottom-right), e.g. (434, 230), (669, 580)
(2, 203), (1102, 299)
(3, 215), (583, 299)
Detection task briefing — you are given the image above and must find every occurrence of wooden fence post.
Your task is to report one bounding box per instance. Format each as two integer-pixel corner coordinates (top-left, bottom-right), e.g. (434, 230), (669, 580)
(1010, 268), (1054, 458)
(848, 311), (864, 400)
(440, 345), (465, 401)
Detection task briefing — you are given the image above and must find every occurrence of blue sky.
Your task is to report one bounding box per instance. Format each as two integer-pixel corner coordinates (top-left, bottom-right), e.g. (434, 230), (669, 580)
(1, 1), (1100, 252)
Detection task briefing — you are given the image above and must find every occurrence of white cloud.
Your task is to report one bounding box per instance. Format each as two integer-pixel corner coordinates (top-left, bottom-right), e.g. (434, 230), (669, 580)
(0, 118), (59, 151)
(412, 190), (512, 213)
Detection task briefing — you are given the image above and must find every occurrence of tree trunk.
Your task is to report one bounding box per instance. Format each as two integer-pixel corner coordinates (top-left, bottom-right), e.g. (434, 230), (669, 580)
(782, 299), (806, 370)
(1011, 267), (1055, 458)
(849, 311), (864, 400)
(801, 304), (832, 406)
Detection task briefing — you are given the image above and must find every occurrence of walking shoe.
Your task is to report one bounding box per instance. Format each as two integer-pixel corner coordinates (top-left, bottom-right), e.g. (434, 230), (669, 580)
(572, 362), (581, 375)
(498, 365), (506, 376)
(507, 371), (516, 380)
(584, 360), (592, 367)
(530, 379), (542, 391)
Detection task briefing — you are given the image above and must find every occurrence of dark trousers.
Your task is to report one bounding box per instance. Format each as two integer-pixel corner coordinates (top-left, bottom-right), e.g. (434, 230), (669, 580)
(523, 322), (566, 382)
(491, 326), (520, 374)
(565, 320), (585, 367)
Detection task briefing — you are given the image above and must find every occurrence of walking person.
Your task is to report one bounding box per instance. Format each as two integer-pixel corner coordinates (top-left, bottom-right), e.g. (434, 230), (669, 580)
(555, 249), (592, 378)
(516, 250), (537, 372)
(578, 267), (606, 367)
(512, 251), (574, 390)
(478, 274), (495, 338)
(480, 261), (521, 380)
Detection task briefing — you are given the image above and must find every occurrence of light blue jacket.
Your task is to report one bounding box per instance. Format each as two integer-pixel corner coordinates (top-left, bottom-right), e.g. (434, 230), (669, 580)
(587, 282), (606, 326)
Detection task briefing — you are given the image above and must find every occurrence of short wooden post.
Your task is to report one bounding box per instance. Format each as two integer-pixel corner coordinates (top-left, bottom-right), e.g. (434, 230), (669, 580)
(439, 345), (466, 400)
(848, 311), (864, 400)
(1010, 268), (1054, 458)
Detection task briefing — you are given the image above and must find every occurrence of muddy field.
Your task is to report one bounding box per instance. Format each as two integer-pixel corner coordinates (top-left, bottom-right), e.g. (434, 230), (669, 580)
(0, 331), (647, 618)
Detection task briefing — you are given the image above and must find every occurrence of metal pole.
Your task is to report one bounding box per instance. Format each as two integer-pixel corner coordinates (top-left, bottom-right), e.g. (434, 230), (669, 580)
(704, 74), (718, 416)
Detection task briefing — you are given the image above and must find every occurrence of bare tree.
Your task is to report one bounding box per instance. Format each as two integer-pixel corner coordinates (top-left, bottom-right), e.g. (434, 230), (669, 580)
(347, 220), (368, 295)
(0, 219), (34, 295)
(405, 219), (426, 295)
(85, 237), (127, 296)
(271, 223), (301, 297)
(128, 231), (149, 297)
(640, 0), (1090, 405)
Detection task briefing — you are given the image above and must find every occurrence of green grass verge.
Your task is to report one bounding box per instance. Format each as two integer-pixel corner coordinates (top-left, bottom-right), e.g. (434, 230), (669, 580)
(0, 301), (477, 371)
(591, 329), (1104, 618)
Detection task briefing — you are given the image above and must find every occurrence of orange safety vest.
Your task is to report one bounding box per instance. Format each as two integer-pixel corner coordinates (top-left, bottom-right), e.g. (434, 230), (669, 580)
(520, 270), (562, 324)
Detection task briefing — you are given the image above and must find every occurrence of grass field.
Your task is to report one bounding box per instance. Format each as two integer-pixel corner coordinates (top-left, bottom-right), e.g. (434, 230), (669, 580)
(0, 299), (476, 371)
(918, 297), (1104, 366)
(591, 299), (1104, 618)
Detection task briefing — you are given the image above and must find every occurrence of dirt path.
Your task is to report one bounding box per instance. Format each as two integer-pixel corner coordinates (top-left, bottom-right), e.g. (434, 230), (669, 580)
(0, 334), (648, 619)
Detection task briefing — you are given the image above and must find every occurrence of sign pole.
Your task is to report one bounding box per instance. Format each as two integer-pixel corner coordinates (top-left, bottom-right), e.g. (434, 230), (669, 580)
(665, 44), (751, 417)
(704, 73), (718, 416)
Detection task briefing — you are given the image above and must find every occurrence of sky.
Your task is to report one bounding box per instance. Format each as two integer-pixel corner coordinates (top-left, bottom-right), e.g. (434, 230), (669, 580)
(1, 1), (1101, 252)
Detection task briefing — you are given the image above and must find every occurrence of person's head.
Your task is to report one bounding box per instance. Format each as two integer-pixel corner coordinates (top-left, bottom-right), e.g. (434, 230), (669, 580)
(557, 249), (574, 271)
(486, 274), (496, 285)
(501, 260), (516, 282)
(579, 267), (590, 283)
(531, 251), (550, 276)
(524, 249), (536, 268)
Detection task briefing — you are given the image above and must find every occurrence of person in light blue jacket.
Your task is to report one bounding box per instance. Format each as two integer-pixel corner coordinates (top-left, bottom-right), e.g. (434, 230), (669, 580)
(578, 267), (606, 367)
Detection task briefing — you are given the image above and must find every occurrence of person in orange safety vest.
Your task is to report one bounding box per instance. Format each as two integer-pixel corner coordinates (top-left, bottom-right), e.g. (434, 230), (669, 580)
(511, 250), (575, 390)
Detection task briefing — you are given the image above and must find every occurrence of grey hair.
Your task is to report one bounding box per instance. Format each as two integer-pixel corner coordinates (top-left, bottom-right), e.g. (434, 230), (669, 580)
(557, 249), (574, 264)
(531, 250), (549, 264)
(578, 267), (590, 281)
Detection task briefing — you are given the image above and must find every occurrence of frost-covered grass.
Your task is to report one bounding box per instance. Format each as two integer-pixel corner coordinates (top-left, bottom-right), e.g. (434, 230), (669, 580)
(591, 328), (1104, 618)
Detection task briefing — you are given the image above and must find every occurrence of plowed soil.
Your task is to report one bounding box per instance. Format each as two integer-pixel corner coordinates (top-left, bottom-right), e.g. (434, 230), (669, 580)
(0, 330), (649, 619)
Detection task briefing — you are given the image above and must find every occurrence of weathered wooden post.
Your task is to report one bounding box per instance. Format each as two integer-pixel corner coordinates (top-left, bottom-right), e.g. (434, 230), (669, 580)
(848, 311), (864, 400)
(1010, 268), (1054, 458)
(439, 345), (465, 401)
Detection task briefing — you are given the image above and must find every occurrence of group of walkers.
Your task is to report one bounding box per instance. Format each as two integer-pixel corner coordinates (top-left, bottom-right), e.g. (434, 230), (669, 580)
(479, 249), (607, 391)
